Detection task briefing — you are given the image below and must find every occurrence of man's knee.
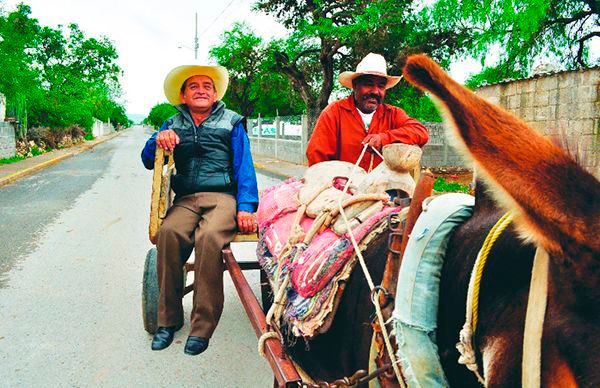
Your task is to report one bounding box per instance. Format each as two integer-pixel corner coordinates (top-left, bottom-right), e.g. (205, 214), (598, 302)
(158, 217), (194, 247)
(197, 223), (235, 245)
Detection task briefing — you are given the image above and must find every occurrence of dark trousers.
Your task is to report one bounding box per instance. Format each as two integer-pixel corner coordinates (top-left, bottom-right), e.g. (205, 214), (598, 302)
(156, 192), (237, 338)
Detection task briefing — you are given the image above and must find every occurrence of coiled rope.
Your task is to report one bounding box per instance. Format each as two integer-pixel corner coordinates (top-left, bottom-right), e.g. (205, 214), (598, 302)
(457, 212), (513, 385)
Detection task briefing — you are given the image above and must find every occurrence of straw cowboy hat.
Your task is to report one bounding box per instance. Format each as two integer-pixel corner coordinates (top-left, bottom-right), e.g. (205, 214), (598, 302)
(163, 65), (229, 105)
(338, 53), (401, 89)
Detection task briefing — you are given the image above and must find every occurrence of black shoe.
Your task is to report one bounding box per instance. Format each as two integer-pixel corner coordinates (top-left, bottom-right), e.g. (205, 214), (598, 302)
(184, 336), (209, 355)
(151, 324), (183, 351)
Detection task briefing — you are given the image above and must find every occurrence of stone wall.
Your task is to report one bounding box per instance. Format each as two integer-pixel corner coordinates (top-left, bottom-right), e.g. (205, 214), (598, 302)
(476, 68), (599, 176)
(0, 93), (16, 159)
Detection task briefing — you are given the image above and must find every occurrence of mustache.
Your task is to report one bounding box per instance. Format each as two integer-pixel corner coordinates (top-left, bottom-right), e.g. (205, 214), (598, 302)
(363, 94), (381, 103)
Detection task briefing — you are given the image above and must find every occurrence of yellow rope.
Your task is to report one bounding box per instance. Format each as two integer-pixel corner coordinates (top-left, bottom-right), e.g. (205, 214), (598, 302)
(458, 212), (514, 384)
(258, 331), (280, 358)
(472, 212), (513, 333)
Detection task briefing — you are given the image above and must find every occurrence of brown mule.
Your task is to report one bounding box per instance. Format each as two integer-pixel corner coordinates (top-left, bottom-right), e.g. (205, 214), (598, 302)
(404, 55), (599, 387)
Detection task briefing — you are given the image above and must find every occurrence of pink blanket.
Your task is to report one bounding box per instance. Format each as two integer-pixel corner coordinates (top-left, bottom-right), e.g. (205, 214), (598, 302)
(257, 178), (302, 228)
(258, 179), (402, 298)
(291, 206), (399, 297)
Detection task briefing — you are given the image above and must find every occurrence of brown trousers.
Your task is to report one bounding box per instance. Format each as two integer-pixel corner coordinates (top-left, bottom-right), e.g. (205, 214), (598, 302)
(156, 192), (237, 338)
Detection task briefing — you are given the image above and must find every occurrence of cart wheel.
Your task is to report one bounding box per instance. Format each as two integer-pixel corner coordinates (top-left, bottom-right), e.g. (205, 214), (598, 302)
(142, 248), (189, 334)
(142, 247), (160, 334)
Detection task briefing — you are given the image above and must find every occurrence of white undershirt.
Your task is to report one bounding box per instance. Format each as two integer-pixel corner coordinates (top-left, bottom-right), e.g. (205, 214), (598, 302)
(357, 108), (375, 132)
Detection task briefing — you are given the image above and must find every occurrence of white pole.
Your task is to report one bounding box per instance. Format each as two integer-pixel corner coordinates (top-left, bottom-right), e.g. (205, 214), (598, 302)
(194, 12), (198, 60)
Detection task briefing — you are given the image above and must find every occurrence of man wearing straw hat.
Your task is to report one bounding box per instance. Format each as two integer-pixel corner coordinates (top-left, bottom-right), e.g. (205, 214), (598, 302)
(306, 53), (428, 171)
(141, 64), (258, 355)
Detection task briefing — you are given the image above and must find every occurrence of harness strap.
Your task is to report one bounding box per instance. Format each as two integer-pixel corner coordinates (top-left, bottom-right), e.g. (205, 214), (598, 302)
(458, 213), (549, 387)
(522, 247), (549, 388)
(381, 171), (435, 310)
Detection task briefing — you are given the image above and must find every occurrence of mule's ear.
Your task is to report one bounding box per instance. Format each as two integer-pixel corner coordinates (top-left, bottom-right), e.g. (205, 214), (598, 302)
(402, 55), (599, 256)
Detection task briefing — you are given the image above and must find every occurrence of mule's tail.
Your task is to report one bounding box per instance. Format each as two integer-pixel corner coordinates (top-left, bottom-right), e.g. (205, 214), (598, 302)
(402, 54), (598, 269)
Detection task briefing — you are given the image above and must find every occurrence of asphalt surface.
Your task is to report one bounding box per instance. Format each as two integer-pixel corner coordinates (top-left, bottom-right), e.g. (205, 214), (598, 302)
(0, 126), (282, 387)
(0, 138), (115, 286)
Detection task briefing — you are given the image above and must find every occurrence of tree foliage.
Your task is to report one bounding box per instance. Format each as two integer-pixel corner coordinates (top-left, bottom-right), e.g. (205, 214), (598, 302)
(428, 0), (599, 85)
(0, 3), (129, 138)
(254, 0), (359, 127)
(253, 0), (598, 131)
(145, 102), (177, 129)
(209, 22), (305, 117)
(253, 0), (467, 131)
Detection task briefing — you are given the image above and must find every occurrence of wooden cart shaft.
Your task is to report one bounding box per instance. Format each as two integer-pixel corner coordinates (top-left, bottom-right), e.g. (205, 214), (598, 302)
(222, 248), (302, 387)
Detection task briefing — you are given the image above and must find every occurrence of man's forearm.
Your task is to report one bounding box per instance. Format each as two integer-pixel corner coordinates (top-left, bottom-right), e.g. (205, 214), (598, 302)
(382, 119), (429, 147)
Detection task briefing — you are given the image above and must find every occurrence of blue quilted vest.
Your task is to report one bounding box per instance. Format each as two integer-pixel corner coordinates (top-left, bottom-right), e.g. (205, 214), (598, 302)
(166, 101), (243, 197)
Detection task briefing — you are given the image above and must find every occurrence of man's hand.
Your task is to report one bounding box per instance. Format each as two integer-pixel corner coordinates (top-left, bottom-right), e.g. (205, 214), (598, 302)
(237, 211), (257, 234)
(362, 134), (383, 151)
(156, 130), (180, 152)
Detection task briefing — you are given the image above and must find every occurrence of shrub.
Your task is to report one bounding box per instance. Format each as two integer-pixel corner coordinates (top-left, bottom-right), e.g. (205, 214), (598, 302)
(69, 125), (85, 139)
(0, 155), (26, 165)
(146, 103), (177, 128)
(433, 177), (470, 193)
(30, 145), (43, 156)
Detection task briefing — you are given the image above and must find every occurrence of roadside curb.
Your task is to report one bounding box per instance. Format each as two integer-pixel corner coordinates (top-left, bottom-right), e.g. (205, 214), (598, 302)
(253, 162), (294, 180)
(0, 130), (125, 188)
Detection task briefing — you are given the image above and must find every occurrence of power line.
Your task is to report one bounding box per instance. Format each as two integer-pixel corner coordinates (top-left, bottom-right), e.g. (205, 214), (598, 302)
(198, 0), (237, 38)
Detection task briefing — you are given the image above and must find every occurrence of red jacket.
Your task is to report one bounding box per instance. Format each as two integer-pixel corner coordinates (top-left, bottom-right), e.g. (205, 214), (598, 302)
(306, 95), (429, 171)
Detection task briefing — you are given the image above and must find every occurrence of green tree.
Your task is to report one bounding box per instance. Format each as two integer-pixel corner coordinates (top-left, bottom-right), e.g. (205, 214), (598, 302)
(254, 0), (467, 131)
(428, 0), (599, 85)
(209, 22), (305, 117)
(30, 23), (124, 132)
(0, 3), (129, 139)
(0, 3), (41, 136)
(146, 103), (177, 129)
(255, 0), (356, 128)
(210, 22), (263, 117)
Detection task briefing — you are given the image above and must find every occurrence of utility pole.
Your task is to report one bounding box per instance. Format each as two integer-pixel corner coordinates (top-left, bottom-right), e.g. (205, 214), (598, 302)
(194, 12), (199, 60)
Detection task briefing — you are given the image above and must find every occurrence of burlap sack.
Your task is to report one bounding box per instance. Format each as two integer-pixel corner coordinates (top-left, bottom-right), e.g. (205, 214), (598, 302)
(299, 161), (367, 204)
(382, 143), (422, 172)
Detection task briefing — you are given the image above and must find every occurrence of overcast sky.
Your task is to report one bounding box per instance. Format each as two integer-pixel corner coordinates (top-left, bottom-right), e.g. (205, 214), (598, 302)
(2, 0), (289, 115)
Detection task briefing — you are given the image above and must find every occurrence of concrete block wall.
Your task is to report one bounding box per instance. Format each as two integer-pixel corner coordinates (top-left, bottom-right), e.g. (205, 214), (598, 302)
(250, 137), (305, 165)
(251, 68), (599, 176)
(476, 68), (599, 176)
(0, 122), (16, 159)
(249, 115), (307, 165)
(420, 122), (471, 169)
(0, 93), (16, 158)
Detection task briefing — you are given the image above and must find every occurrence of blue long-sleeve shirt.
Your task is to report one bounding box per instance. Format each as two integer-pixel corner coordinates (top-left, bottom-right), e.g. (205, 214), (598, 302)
(141, 121), (259, 213)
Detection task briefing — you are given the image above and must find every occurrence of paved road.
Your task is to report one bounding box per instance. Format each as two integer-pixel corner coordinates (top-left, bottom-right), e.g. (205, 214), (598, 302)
(0, 126), (281, 387)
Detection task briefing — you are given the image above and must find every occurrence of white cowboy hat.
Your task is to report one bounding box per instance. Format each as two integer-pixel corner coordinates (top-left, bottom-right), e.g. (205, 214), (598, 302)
(163, 65), (229, 105)
(338, 53), (401, 89)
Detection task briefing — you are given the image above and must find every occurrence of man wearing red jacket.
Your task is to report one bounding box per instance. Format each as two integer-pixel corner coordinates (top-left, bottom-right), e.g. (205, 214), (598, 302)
(306, 53), (428, 171)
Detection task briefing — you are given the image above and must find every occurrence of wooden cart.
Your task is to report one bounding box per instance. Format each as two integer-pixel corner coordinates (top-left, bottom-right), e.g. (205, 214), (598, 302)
(141, 147), (302, 387)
